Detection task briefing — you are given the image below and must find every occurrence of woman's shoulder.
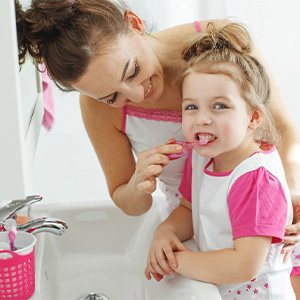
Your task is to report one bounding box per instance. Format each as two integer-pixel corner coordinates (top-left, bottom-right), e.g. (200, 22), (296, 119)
(152, 19), (217, 41)
(153, 22), (197, 43)
(80, 93), (123, 131)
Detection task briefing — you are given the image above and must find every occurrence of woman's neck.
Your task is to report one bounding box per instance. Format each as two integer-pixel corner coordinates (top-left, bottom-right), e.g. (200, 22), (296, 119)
(137, 35), (184, 111)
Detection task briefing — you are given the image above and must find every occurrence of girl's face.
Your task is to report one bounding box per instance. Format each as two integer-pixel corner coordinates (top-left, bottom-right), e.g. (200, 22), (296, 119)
(73, 31), (164, 107)
(182, 72), (256, 161)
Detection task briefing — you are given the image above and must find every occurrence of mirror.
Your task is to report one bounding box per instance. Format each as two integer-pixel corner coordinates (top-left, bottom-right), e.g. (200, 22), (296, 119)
(0, 0), (43, 203)
(20, 58), (42, 136)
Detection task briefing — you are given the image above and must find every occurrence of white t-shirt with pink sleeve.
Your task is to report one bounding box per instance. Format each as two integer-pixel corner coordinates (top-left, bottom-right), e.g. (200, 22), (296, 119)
(179, 146), (295, 299)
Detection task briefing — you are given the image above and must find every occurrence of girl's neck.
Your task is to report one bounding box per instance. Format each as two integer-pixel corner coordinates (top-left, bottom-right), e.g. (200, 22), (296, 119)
(212, 140), (262, 173)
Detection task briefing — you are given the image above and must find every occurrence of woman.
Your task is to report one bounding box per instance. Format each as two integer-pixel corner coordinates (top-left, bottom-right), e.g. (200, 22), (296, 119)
(18, 0), (300, 294)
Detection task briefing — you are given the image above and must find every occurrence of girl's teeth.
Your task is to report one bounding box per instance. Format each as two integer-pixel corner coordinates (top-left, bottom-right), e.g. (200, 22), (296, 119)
(197, 135), (216, 145)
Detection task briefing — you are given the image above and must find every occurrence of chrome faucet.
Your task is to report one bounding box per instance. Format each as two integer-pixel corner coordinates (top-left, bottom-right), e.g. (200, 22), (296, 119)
(0, 195), (68, 236)
(17, 217), (68, 235)
(0, 195), (42, 221)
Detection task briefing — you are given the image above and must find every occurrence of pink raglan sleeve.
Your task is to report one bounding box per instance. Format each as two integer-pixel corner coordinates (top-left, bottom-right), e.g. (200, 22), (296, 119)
(228, 167), (288, 244)
(178, 152), (193, 202)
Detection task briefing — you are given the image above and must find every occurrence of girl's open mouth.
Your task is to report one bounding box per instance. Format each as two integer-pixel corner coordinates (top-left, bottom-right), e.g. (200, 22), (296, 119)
(196, 133), (217, 146)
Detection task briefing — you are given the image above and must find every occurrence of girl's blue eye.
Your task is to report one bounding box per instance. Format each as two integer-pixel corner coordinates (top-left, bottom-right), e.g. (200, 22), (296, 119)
(185, 104), (198, 110)
(214, 103), (227, 109)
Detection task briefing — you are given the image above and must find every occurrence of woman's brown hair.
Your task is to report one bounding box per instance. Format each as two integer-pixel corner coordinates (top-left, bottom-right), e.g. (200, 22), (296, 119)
(17, 0), (129, 91)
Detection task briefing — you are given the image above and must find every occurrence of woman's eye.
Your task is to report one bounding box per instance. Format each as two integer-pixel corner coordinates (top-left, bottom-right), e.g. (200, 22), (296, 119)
(127, 63), (140, 80)
(106, 92), (118, 105)
(214, 103), (227, 109)
(185, 104), (198, 110)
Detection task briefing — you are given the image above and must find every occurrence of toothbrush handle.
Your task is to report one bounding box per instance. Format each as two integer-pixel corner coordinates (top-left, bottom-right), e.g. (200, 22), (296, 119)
(166, 140), (193, 160)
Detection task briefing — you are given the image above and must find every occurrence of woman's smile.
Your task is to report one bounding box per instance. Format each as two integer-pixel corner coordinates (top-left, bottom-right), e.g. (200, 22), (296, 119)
(144, 78), (153, 99)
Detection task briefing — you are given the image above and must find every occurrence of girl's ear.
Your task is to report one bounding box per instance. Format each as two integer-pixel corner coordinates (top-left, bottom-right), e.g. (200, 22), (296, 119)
(124, 11), (145, 35)
(248, 109), (263, 130)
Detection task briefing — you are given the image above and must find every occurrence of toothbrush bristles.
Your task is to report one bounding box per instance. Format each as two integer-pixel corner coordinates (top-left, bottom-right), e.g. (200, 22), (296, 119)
(199, 138), (208, 145)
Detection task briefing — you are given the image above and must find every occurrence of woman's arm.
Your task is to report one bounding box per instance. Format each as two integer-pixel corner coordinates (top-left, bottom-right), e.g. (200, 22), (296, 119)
(174, 236), (272, 285)
(80, 94), (149, 215)
(251, 46), (300, 195)
(80, 94), (182, 215)
(251, 45), (300, 253)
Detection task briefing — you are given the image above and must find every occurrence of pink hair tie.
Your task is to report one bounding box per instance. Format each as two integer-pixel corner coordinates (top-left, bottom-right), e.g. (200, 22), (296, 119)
(194, 21), (201, 33)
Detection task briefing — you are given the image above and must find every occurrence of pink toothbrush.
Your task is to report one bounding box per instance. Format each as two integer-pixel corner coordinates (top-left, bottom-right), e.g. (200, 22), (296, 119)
(8, 225), (17, 251)
(167, 138), (208, 160)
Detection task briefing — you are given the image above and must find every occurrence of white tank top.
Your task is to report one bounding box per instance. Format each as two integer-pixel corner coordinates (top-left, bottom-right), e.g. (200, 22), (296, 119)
(122, 105), (186, 210)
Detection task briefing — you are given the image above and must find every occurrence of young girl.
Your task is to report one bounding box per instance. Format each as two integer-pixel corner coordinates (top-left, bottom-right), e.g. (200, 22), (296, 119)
(144, 21), (295, 299)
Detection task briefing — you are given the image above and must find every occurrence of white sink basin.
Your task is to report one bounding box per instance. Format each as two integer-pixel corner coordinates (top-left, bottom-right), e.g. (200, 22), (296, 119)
(31, 200), (221, 300)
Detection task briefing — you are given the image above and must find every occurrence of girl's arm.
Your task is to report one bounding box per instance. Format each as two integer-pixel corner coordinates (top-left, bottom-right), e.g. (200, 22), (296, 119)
(145, 197), (193, 280)
(146, 196), (272, 285)
(174, 236), (272, 285)
(80, 94), (182, 215)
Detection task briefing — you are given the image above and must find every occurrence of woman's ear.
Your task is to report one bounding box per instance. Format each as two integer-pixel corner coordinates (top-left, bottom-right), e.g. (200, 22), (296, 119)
(248, 109), (263, 130)
(124, 10), (145, 35)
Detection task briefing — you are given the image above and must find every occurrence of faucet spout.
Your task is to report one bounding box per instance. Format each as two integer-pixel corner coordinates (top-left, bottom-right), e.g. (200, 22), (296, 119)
(0, 195), (42, 221)
(17, 217), (68, 236)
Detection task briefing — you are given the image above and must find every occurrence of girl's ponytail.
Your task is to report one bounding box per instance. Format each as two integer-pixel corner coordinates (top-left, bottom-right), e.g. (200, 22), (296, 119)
(182, 21), (252, 62)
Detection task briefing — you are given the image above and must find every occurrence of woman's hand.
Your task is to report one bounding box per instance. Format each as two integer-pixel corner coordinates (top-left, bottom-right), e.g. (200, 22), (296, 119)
(282, 195), (300, 262)
(135, 140), (182, 194)
(144, 228), (190, 280)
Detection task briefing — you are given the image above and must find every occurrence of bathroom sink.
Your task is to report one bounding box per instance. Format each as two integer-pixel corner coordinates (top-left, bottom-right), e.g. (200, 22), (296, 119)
(31, 199), (221, 300)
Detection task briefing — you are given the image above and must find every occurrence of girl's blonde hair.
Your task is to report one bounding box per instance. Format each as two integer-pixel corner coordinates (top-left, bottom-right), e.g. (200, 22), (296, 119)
(180, 21), (279, 147)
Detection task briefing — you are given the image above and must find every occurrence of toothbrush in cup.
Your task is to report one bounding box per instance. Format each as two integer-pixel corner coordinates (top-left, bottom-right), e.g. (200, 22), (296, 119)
(8, 225), (17, 251)
(167, 138), (208, 160)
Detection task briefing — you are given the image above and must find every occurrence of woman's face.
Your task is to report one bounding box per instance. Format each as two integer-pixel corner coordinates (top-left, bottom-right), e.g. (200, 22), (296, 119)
(73, 31), (164, 107)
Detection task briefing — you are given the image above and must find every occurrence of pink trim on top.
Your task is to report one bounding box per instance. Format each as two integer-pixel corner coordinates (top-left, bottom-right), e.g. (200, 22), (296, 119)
(122, 106), (127, 133)
(125, 105), (182, 123)
(203, 146), (277, 177)
(291, 266), (300, 276)
(194, 21), (201, 32)
(204, 159), (233, 177)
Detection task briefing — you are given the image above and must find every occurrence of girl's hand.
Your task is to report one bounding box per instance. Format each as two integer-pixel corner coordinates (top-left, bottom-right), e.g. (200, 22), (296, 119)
(282, 195), (300, 262)
(144, 266), (164, 282)
(135, 141), (182, 194)
(145, 228), (190, 279)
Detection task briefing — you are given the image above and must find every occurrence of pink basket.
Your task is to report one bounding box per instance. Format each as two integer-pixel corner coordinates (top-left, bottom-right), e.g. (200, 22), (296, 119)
(0, 248), (35, 300)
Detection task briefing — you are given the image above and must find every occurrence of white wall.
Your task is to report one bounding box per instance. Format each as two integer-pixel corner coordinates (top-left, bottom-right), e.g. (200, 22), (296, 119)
(33, 0), (300, 205)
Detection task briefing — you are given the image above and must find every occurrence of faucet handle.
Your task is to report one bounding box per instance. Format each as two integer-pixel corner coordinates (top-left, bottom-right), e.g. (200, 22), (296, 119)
(0, 195), (43, 221)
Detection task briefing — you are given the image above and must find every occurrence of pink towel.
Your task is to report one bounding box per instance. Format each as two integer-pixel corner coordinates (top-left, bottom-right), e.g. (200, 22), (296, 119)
(41, 67), (55, 131)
